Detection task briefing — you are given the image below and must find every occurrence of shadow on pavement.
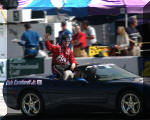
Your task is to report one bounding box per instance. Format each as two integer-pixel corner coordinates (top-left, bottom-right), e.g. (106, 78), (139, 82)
(2, 113), (150, 120)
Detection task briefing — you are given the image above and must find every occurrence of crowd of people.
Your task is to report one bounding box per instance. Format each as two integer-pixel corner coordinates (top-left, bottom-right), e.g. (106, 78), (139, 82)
(113, 16), (142, 56)
(15, 20), (97, 59)
(15, 16), (142, 59)
(11, 16), (143, 80)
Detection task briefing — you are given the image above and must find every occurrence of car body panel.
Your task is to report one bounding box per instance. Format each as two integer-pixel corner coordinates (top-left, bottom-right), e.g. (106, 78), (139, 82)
(3, 64), (150, 113)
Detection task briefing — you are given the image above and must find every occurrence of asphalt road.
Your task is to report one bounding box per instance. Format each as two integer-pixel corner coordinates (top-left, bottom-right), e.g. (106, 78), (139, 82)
(1, 112), (150, 120)
(1, 102), (150, 120)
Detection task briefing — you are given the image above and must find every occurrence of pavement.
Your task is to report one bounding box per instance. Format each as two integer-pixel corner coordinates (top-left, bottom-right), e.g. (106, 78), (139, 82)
(0, 82), (7, 117)
(0, 82), (22, 120)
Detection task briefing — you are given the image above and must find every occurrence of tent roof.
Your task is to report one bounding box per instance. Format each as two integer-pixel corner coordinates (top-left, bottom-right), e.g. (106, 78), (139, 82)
(88, 0), (150, 15)
(18, 0), (150, 16)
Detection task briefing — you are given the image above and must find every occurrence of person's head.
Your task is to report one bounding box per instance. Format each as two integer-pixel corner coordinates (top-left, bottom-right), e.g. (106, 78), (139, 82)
(75, 25), (81, 33)
(130, 17), (138, 27)
(61, 21), (67, 31)
(24, 23), (31, 30)
(81, 20), (89, 30)
(117, 26), (126, 36)
(61, 35), (70, 48)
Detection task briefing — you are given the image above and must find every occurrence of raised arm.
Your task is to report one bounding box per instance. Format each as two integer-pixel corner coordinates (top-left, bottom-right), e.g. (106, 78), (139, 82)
(44, 34), (57, 52)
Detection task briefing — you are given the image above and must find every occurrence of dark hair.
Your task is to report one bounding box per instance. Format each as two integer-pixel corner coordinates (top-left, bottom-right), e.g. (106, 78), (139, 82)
(62, 34), (70, 42)
(61, 21), (67, 26)
(46, 25), (52, 35)
(82, 20), (89, 26)
(24, 23), (31, 29)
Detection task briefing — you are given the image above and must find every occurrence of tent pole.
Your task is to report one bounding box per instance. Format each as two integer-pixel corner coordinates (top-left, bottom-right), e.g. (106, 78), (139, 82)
(125, 13), (128, 28)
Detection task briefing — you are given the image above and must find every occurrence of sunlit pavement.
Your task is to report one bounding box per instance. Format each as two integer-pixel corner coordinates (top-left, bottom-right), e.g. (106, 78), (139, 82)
(2, 112), (150, 120)
(0, 83), (7, 117)
(0, 83), (21, 120)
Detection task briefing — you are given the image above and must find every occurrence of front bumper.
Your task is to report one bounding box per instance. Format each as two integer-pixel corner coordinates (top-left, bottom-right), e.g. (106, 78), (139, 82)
(3, 86), (20, 110)
(143, 80), (150, 111)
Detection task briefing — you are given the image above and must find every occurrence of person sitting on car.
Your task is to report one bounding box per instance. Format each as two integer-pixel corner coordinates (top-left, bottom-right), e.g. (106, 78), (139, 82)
(44, 33), (77, 79)
(74, 69), (88, 83)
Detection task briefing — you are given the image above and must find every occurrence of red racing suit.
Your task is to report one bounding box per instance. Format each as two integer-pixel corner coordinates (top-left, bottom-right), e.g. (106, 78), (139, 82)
(45, 41), (77, 74)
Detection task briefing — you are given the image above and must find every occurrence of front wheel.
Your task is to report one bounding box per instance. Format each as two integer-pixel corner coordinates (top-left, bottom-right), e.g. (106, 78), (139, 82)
(20, 91), (43, 117)
(118, 91), (143, 118)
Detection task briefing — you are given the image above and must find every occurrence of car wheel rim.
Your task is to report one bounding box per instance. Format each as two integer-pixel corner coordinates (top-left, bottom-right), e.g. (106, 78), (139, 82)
(121, 93), (141, 117)
(22, 93), (40, 116)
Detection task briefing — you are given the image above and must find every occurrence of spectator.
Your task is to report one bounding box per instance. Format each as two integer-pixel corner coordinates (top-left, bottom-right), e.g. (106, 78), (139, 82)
(72, 25), (88, 57)
(18, 23), (45, 58)
(126, 17), (142, 56)
(81, 20), (97, 55)
(114, 26), (130, 56)
(44, 34), (77, 79)
(0, 62), (4, 74)
(0, 1), (4, 7)
(58, 21), (72, 49)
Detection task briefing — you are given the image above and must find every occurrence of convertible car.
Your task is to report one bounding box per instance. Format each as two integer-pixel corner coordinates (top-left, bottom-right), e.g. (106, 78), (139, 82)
(3, 63), (150, 118)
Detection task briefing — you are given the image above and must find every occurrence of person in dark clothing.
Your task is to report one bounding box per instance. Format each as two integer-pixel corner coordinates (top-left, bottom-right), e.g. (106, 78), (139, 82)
(19, 23), (45, 58)
(58, 21), (72, 49)
(0, 62), (4, 74)
(126, 17), (142, 56)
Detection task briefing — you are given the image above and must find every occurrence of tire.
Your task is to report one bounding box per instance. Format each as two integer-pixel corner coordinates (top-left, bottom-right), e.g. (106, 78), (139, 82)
(20, 91), (44, 117)
(118, 91), (143, 118)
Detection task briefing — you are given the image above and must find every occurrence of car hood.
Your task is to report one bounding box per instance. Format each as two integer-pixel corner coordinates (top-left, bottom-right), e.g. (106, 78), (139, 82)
(107, 77), (143, 84)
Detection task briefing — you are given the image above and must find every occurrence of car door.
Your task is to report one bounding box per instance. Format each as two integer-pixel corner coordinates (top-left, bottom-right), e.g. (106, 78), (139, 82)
(71, 80), (111, 105)
(45, 77), (109, 105)
(54, 78), (111, 105)
(70, 67), (112, 105)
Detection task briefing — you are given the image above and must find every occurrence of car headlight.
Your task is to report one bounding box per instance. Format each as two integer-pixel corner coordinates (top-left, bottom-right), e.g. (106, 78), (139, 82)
(134, 77), (143, 83)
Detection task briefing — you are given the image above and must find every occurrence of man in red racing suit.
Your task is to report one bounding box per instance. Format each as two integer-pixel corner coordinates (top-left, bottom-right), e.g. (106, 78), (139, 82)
(44, 33), (77, 78)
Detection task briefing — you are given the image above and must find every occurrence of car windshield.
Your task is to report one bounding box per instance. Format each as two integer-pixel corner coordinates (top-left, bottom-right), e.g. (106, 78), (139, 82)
(91, 64), (139, 81)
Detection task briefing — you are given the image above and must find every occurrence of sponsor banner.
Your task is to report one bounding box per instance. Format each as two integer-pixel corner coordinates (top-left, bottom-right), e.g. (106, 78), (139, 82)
(139, 57), (150, 77)
(7, 58), (44, 78)
(0, 59), (7, 81)
(6, 79), (42, 86)
(89, 46), (109, 57)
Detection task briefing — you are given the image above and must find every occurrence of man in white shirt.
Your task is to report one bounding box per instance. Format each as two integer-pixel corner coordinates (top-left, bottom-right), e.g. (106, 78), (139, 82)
(82, 20), (97, 55)
(0, 62), (4, 75)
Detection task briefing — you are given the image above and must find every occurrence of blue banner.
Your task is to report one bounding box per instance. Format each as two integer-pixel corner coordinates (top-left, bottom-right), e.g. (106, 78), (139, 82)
(18, 0), (91, 16)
